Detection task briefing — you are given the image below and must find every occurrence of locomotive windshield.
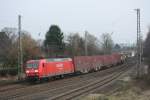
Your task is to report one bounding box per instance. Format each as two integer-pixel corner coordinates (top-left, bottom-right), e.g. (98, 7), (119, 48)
(26, 61), (39, 68)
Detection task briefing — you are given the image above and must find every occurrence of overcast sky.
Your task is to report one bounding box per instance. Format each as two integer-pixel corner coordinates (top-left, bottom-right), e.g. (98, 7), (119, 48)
(0, 0), (149, 43)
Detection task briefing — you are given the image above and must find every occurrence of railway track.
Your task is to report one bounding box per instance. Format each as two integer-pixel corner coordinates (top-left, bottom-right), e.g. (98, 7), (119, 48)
(47, 63), (131, 100)
(0, 84), (25, 92)
(0, 65), (118, 93)
(4, 65), (124, 100)
(0, 59), (135, 100)
(15, 61), (133, 100)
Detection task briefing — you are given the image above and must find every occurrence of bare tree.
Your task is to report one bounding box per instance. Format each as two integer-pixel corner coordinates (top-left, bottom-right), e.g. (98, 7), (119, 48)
(0, 28), (18, 68)
(21, 32), (42, 62)
(65, 32), (102, 56)
(100, 33), (114, 54)
(66, 33), (85, 56)
(0, 27), (42, 69)
(86, 33), (101, 55)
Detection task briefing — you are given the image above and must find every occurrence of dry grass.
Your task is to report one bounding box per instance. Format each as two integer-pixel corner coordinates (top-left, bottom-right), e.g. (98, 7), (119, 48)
(80, 75), (150, 100)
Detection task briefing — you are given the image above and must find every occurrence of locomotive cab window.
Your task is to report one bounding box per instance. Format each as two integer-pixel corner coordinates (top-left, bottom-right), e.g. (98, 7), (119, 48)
(26, 61), (39, 68)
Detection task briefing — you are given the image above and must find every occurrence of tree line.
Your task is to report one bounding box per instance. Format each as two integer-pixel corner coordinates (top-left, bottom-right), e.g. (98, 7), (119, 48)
(44, 25), (114, 57)
(0, 25), (114, 75)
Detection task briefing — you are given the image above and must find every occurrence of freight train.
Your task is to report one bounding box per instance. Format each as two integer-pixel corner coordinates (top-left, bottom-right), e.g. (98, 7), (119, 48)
(25, 53), (124, 81)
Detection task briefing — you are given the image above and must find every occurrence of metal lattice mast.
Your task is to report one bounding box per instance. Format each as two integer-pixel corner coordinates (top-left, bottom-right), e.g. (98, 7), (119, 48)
(18, 15), (23, 80)
(85, 31), (88, 56)
(135, 9), (142, 78)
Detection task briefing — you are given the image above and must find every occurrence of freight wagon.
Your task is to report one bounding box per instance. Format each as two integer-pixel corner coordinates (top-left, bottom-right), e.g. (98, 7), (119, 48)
(25, 53), (123, 81)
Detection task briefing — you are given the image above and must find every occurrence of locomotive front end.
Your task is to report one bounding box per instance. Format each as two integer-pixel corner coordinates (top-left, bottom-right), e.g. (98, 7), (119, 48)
(25, 60), (40, 81)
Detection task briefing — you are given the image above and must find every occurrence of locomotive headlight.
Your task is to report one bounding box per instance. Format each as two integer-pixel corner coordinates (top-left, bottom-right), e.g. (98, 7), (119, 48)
(26, 70), (29, 73)
(34, 69), (38, 73)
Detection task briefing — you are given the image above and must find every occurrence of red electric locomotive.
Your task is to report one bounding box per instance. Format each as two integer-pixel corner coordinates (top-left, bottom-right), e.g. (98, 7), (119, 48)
(26, 58), (74, 81)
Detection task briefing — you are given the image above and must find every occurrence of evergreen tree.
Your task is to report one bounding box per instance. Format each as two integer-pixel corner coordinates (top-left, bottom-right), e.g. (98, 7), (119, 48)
(44, 25), (64, 57)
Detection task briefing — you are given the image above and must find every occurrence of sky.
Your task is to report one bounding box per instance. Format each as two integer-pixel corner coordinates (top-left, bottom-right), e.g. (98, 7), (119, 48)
(0, 0), (150, 44)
